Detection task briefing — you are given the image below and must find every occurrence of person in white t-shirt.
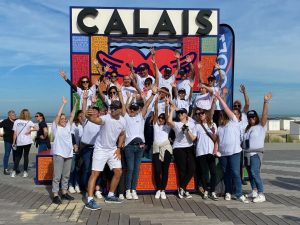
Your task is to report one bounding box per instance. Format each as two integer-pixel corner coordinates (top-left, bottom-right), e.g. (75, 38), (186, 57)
(215, 92), (249, 203)
(121, 75), (138, 103)
(152, 96), (172, 200)
(193, 83), (214, 111)
(173, 82), (193, 114)
(243, 92), (272, 203)
(188, 108), (218, 201)
(129, 60), (155, 91)
(11, 109), (36, 178)
(85, 100), (126, 210)
(168, 105), (196, 199)
(59, 70), (97, 109)
(121, 85), (157, 200)
(51, 96), (78, 205)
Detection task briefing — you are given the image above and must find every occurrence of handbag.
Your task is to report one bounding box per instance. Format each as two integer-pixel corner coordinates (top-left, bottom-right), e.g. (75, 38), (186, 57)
(13, 121), (29, 150)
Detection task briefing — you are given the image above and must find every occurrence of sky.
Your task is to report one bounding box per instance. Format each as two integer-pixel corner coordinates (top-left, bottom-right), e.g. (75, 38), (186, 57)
(0, 0), (300, 117)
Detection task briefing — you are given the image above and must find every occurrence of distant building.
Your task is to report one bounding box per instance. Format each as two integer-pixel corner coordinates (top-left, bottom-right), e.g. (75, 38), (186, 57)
(267, 119), (281, 131)
(290, 121), (300, 140)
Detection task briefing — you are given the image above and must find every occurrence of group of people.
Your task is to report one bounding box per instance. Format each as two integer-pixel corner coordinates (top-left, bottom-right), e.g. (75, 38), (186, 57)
(0, 48), (272, 211)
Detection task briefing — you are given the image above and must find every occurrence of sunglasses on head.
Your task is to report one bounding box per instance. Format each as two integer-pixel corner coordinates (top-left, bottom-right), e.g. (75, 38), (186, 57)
(82, 80), (89, 83)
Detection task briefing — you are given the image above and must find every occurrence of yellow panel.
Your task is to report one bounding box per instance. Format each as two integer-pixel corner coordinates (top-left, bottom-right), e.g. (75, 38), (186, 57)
(91, 36), (108, 74)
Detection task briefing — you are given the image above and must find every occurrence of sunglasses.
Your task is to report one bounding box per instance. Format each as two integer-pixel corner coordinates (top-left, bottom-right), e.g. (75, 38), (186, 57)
(195, 111), (205, 116)
(82, 80), (89, 83)
(109, 91), (117, 94)
(111, 75), (118, 78)
(233, 104), (241, 108)
(110, 107), (119, 111)
(35, 115), (39, 117)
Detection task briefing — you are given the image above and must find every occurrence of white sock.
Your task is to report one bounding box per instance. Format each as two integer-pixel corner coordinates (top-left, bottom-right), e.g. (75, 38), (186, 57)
(87, 197), (93, 202)
(108, 192), (114, 197)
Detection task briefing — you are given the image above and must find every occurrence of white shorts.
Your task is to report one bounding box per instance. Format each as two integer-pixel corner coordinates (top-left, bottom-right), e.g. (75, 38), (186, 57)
(92, 149), (121, 171)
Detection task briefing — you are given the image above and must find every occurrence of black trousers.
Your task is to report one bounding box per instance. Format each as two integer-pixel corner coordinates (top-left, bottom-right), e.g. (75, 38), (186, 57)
(152, 151), (172, 190)
(197, 154), (217, 192)
(173, 146), (196, 190)
(14, 144), (31, 171)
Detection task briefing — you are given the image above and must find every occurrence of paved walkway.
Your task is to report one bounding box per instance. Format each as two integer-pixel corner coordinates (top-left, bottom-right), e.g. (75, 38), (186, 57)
(0, 142), (299, 225)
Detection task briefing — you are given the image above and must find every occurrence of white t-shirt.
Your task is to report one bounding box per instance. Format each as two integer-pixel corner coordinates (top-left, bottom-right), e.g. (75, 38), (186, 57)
(136, 75), (155, 91)
(80, 119), (100, 145)
(195, 123), (217, 157)
(71, 123), (83, 146)
(124, 113), (145, 146)
(121, 86), (137, 103)
(177, 78), (192, 98)
(153, 123), (171, 145)
(173, 98), (190, 113)
(52, 122), (73, 158)
(244, 124), (267, 155)
(172, 118), (196, 148)
(158, 71), (175, 98)
(77, 85), (97, 109)
(193, 93), (212, 110)
(239, 113), (248, 144)
(13, 119), (34, 146)
(212, 86), (222, 110)
(217, 117), (242, 156)
(94, 114), (126, 152)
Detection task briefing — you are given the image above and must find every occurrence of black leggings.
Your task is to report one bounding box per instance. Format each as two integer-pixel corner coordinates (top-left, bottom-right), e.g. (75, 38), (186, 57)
(152, 151), (172, 190)
(173, 146), (196, 190)
(197, 154), (217, 192)
(14, 144), (31, 171)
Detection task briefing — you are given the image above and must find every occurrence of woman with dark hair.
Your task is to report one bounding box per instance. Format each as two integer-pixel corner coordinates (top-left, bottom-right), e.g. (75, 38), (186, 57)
(187, 108), (218, 200)
(98, 85), (119, 107)
(168, 104), (196, 199)
(59, 70), (97, 109)
(35, 112), (50, 153)
(11, 109), (36, 178)
(215, 92), (249, 203)
(243, 92), (272, 203)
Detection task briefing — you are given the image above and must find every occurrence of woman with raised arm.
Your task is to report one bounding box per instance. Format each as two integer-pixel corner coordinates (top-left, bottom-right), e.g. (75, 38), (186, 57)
(168, 104), (196, 199)
(152, 96), (172, 199)
(59, 70), (97, 109)
(243, 92), (272, 203)
(214, 92), (249, 203)
(51, 96), (77, 205)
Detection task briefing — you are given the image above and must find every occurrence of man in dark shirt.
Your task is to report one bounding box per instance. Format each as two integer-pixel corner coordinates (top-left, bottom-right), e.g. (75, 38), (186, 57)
(0, 110), (16, 175)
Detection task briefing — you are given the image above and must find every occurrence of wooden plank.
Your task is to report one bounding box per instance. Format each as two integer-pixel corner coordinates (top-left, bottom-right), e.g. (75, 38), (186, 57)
(207, 204), (232, 222)
(30, 195), (50, 209)
(151, 195), (162, 208)
(130, 217), (140, 225)
(167, 196), (182, 211)
(176, 199), (193, 213)
(264, 193), (281, 204)
(139, 221), (151, 225)
(7, 189), (27, 202)
(267, 193), (293, 206)
(38, 196), (53, 213)
(22, 192), (44, 208)
(78, 207), (92, 224)
(241, 210), (266, 225)
(59, 202), (76, 221)
(87, 209), (102, 225)
(195, 201), (217, 219)
(160, 197), (172, 209)
(69, 204), (85, 222)
(230, 208), (256, 225)
(0, 187), (17, 199)
(275, 194), (300, 207)
(18, 191), (36, 205)
(108, 212), (120, 225)
(98, 209), (110, 225)
(119, 213), (130, 225)
(185, 199), (205, 216)
(254, 213), (278, 225)
(143, 195), (153, 205)
(267, 215), (289, 225)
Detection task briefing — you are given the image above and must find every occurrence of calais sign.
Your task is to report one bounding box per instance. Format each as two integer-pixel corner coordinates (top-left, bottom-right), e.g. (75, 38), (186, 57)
(72, 7), (219, 36)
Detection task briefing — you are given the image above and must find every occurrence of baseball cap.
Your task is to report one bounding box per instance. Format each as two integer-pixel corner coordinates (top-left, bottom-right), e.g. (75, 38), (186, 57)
(178, 88), (186, 94)
(177, 108), (188, 114)
(110, 100), (122, 109)
(179, 68), (186, 75)
(129, 102), (140, 111)
(247, 110), (258, 118)
(139, 63), (149, 71)
(164, 67), (172, 75)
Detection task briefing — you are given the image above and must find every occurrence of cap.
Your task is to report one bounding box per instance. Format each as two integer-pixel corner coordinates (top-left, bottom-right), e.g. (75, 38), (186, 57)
(179, 68), (186, 75)
(164, 67), (172, 75)
(129, 102), (140, 111)
(208, 75), (216, 81)
(139, 63), (149, 71)
(178, 88), (186, 93)
(247, 110), (258, 118)
(177, 108), (188, 114)
(110, 100), (122, 109)
(91, 106), (100, 111)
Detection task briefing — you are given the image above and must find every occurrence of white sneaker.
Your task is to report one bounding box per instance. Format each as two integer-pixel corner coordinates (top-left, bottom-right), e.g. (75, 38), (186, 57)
(211, 192), (219, 201)
(253, 194), (266, 203)
(126, 190), (132, 200)
(11, 170), (16, 178)
(238, 195), (250, 203)
(178, 188), (184, 199)
(246, 190), (258, 198)
(131, 190), (138, 200)
(184, 191), (192, 199)
(203, 191), (208, 200)
(119, 194), (125, 200)
(155, 190), (161, 199)
(75, 186), (81, 193)
(160, 191), (167, 200)
(95, 190), (103, 199)
(68, 186), (76, 194)
(225, 193), (231, 201)
(23, 171), (28, 178)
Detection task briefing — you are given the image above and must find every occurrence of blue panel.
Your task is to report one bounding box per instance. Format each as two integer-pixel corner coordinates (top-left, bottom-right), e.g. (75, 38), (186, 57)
(72, 36), (89, 53)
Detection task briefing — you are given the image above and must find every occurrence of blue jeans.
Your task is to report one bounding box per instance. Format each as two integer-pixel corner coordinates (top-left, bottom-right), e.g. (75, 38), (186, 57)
(80, 145), (94, 191)
(220, 152), (242, 198)
(38, 143), (48, 153)
(124, 145), (144, 190)
(3, 141), (15, 170)
(69, 154), (80, 187)
(246, 154), (264, 193)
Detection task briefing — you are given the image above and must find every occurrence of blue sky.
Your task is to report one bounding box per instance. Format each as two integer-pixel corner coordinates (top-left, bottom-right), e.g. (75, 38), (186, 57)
(0, 0), (299, 117)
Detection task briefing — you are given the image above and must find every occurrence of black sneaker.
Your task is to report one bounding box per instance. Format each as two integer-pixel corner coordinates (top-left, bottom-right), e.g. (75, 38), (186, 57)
(52, 196), (62, 204)
(61, 193), (74, 201)
(3, 169), (10, 175)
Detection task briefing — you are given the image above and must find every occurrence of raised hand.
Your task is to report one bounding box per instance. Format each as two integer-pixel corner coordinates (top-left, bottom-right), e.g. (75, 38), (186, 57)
(126, 91), (131, 98)
(264, 92), (272, 101)
(239, 84), (246, 94)
(222, 86), (228, 96)
(171, 81), (177, 88)
(115, 82), (122, 91)
(214, 91), (221, 99)
(62, 96), (67, 104)
(59, 70), (67, 80)
(93, 59), (99, 66)
(174, 51), (180, 59)
(73, 96), (79, 106)
(152, 85), (158, 95)
(128, 60), (134, 68)
(83, 90), (89, 99)
(165, 96), (170, 105)
(197, 62), (203, 69)
(104, 65), (110, 73)
(185, 55), (192, 63)
(150, 47), (156, 55)
(189, 81), (195, 88)
(215, 63), (221, 70)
